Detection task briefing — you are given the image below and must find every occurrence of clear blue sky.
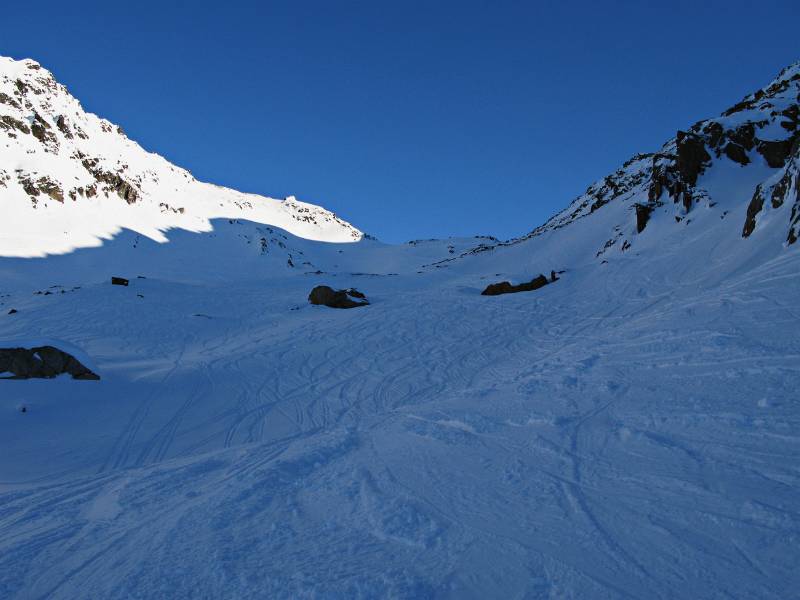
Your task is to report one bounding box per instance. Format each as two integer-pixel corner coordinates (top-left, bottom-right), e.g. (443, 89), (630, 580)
(5, 1), (799, 242)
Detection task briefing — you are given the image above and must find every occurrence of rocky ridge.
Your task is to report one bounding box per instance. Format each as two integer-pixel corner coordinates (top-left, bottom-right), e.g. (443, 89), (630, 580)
(435, 60), (800, 267)
(0, 56), (362, 259)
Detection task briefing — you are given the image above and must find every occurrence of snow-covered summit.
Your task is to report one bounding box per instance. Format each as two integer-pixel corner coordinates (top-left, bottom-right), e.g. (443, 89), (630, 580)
(0, 56), (363, 258)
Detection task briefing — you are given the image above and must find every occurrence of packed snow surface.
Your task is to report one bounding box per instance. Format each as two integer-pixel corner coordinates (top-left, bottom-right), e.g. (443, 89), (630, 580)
(1, 224), (798, 599)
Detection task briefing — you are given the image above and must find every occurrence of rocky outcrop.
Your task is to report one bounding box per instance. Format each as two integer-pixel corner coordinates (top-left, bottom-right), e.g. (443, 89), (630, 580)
(0, 114), (30, 134)
(0, 346), (100, 380)
(80, 157), (139, 203)
(30, 112), (57, 148)
(308, 286), (369, 309)
(742, 187), (765, 238)
(743, 136), (800, 241)
(675, 131), (711, 186)
(16, 173), (64, 204)
(757, 138), (795, 168)
(481, 274), (550, 296)
(635, 203), (655, 233)
(55, 114), (73, 139)
(724, 142), (749, 165)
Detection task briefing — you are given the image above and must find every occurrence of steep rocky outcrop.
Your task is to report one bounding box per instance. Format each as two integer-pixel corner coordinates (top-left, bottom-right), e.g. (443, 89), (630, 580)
(743, 136), (800, 243)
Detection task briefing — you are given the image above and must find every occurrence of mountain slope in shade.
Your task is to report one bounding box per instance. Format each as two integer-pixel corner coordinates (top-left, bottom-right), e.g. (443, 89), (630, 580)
(0, 56), (362, 259)
(433, 60), (800, 272)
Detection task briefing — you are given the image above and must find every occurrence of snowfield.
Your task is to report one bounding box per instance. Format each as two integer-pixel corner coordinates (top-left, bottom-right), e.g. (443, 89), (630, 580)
(1, 55), (799, 598)
(1, 227), (798, 599)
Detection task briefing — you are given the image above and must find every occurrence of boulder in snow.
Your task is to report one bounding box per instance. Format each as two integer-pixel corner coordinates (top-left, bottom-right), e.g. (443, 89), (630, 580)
(308, 286), (369, 309)
(0, 346), (100, 380)
(481, 274), (550, 296)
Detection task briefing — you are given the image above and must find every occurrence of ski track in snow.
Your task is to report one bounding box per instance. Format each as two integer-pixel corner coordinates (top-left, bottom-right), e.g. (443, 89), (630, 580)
(1, 247), (799, 599)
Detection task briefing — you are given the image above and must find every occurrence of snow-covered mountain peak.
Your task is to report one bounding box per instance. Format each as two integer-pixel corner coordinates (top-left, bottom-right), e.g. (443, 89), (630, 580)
(436, 58), (799, 271)
(0, 55), (362, 258)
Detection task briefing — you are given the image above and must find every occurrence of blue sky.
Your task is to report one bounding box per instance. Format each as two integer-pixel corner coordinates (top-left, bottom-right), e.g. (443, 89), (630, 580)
(5, 1), (799, 242)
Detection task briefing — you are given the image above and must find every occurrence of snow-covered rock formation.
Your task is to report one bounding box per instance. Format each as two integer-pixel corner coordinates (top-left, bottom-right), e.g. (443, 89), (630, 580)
(438, 61), (800, 269)
(0, 56), (362, 259)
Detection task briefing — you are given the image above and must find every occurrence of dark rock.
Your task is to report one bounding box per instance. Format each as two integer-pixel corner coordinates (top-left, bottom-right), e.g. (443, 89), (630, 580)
(0, 346), (100, 380)
(550, 270), (558, 282)
(80, 158), (139, 203)
(56, 115), (73, 139)
(771, 169), (793, 208)
(757, 139), (794, 168)
(481, 274), (550, 296)
(728, 123), (756, 151)
(8, 309), (17, 315)
(30, 113), (50, 142)
(308, 286), (369, 309)
(0, 92), (20, 108)
(635, 203), (654, 233)
(704, 122), (725, 149)
(742, 186), (765, 238)
(724, 143), (749, 165)
(111, 277), (129, 286)
(675, 131), (711, 186)
(36, 177), (63, 202)
(0, 115), (30, 134)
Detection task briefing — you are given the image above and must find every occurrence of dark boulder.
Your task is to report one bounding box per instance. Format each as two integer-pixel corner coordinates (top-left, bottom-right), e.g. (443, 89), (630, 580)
(8, 309), (17, 315)
(0, 346), (100, 380)
(481, 274), (550, 296)
(111, 277), (129, 286)
(308, 285), (369, 309)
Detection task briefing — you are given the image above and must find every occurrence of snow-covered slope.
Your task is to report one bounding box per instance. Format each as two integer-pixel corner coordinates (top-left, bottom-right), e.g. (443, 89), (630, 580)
(1, 58), (799, 599)
(436, 60), (800, 272)
(0, 56), (362, 258)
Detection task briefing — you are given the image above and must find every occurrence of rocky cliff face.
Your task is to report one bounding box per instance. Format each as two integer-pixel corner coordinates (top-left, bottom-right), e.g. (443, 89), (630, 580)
(743, 135), (800, 243)
(0, 56), (362, 258)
